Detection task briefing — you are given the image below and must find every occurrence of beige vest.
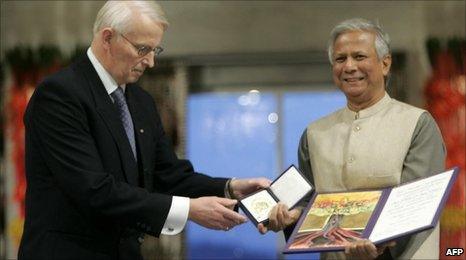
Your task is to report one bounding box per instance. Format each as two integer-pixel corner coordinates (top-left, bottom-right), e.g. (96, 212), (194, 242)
(307, 93), (423, 193)
(306, 93), (438, 259)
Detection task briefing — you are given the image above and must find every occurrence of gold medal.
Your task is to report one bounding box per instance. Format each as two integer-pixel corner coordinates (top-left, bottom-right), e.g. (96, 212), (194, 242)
(251, 198), (270, 215)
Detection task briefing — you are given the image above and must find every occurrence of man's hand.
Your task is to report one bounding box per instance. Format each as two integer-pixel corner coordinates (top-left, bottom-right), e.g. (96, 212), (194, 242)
(188, 196), (247, 231)
(229, 178), (271, 199)
(345, 239), (396, 259)
(257, 203), (303, 234)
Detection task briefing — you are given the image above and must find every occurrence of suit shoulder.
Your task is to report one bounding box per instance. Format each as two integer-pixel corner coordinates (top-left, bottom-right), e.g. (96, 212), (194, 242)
(30, 67), (92, 114)
(37, 66), (80, 94)
(36, 58), (95, 100)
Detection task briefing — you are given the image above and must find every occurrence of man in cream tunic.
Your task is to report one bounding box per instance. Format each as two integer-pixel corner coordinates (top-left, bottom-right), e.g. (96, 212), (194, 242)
(299, 94), (444, 260)
(259, 18), (445, 259)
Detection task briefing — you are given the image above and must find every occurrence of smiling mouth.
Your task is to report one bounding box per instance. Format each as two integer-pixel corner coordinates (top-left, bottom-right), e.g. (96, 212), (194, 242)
(132, 69), (144, 74)
(344, 77), (365, 82)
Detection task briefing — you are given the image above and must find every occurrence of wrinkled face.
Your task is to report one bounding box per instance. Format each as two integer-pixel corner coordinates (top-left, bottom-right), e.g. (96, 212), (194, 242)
(331, 31), (391, 104)
(107, 15), (164, 85)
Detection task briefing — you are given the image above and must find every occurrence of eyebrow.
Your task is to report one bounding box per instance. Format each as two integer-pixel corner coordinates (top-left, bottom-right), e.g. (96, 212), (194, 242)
(135, 41), (156, 49)
(335, 51), (367, 56)
(129, 36), (157, 49)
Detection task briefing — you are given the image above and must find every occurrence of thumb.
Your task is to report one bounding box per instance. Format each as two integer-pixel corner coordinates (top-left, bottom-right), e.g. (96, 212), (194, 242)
(258, 223), (268, 234)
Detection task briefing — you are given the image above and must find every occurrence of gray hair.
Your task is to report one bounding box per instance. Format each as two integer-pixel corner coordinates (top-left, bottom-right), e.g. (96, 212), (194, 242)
(327, 18), (390, 64)
(93, 1), (169, 35)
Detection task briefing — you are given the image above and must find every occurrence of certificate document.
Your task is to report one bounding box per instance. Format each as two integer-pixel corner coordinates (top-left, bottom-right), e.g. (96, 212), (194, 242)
(283, 167), (458, 254)
(368, 169), (454, 243)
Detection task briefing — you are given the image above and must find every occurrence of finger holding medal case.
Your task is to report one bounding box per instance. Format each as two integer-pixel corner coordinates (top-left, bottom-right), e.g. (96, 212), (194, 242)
(239, 165), (314, 226)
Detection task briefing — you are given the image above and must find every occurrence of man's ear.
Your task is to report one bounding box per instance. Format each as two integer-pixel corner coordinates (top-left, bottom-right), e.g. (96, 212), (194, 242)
(101, 28), (114, 47)
(382, 54), (392, 76)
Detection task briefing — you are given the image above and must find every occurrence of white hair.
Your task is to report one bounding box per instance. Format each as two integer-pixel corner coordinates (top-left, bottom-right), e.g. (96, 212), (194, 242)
(327, 18), (390, 64)
(93, 1), (169, 35)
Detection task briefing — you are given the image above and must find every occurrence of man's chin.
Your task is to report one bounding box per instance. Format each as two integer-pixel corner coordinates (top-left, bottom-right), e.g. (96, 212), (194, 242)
(342, 87), (365, 97)
(126, 76), (141, 84)
(343, 88), (368, 102)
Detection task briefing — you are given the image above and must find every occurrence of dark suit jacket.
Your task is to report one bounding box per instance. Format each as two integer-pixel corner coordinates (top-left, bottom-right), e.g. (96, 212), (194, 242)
(18, 55), (228, 260)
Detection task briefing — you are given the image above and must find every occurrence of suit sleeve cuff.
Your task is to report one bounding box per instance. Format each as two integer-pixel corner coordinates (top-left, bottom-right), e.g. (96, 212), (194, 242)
(161, 196), (189, 235)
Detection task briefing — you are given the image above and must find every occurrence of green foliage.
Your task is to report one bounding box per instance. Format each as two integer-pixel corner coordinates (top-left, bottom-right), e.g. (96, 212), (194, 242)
(426, 37), (466, 70)
(2, 45), (88, 72)
(426, 38), (441, 68)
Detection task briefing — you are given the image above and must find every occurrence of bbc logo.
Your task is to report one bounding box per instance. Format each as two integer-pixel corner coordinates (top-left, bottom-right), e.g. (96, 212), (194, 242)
(445, 248), (464, 256)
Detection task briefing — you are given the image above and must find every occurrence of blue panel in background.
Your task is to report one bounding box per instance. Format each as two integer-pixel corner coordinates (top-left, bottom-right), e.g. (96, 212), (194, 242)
(280, 91), (346, 260)
(186, 91), (347, 259)
(186, 92), (279, 259)
(282, 91), (346, 168)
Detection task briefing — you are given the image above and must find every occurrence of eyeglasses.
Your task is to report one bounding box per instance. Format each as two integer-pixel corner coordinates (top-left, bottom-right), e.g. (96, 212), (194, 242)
(119, 33), (164, 57)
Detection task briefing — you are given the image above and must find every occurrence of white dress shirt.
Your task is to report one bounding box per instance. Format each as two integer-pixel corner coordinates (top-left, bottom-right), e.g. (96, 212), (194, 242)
(87, 48), (189, 235)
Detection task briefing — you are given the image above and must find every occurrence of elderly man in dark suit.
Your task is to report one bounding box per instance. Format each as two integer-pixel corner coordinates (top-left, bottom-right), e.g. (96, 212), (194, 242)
(18, 1), (269, 259)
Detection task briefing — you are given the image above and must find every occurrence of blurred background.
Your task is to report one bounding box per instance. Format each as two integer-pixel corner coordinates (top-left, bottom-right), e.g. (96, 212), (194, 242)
(0, 1), (464, 259)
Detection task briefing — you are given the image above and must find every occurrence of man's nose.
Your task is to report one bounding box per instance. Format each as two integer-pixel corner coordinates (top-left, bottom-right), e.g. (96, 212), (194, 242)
(142, 52), (155, 68)
(343, 58), (357, 73)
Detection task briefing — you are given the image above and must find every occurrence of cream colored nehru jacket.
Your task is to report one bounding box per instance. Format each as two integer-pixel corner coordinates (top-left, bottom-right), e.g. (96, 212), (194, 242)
(304, 92), (441, 259)
(307, 93), (424, 193)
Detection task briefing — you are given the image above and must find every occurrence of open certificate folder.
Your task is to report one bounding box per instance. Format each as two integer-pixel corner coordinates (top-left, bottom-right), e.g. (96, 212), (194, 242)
(283, 167), (459, 254)
(239, 165), (313, 226)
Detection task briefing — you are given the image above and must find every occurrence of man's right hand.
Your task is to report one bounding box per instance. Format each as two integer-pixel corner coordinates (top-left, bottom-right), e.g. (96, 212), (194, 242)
(189, 196), (247, 231)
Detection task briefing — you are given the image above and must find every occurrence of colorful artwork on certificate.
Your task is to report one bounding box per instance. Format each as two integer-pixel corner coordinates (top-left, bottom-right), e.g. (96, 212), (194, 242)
(288, 191), (382, 250)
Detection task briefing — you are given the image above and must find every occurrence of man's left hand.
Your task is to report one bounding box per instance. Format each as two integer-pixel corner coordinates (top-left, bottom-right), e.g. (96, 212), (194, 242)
(228, 178), (271, 199)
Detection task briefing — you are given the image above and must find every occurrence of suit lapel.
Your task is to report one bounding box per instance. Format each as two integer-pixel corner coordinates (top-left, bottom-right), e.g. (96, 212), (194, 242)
(76, 57), (139, 186)
(126, 85), (152, 188)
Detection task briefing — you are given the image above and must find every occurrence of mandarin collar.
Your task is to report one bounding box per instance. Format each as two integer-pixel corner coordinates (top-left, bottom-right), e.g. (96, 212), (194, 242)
(343, 92), (391, 120)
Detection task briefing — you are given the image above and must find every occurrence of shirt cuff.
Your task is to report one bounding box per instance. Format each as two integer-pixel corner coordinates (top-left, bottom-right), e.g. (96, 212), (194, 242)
(161, 196), (189, 235)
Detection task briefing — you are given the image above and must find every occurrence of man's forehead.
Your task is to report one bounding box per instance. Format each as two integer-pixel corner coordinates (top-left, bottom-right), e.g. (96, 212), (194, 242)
(333, 31), (376, 53)
(124, 21), (164, 46)
(336, 30), (375, 43)
(126, 14), (163, 33)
